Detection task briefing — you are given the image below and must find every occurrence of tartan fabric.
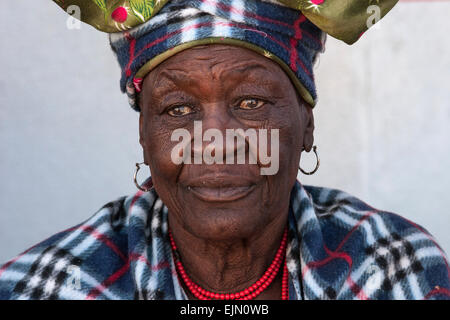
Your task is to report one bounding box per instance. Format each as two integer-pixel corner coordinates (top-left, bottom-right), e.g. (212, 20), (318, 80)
(12, 246), (82, 300)
(365, 233), (425, 292)
(109, 0), (325, 111)
(0, 180), (449, 300)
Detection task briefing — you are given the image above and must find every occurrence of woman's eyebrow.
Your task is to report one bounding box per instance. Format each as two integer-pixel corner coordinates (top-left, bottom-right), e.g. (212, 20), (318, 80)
(156, 62), (270, 83)
(216, 62), (272, 81)
(154, 69), (188, 86)
(221, 66), (286, 92)
(149, 69), (189, 98)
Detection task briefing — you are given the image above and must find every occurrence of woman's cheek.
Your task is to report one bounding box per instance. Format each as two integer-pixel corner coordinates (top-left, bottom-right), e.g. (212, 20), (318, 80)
(271, 115), (303, 179)
(144, 123), (181, 180)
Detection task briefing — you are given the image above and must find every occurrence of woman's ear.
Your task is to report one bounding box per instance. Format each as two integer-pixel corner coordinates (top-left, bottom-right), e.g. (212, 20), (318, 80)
(302, 105), (315, 152)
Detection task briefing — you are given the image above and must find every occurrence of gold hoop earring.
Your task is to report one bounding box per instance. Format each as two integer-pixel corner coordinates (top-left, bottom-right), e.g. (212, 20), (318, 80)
(299, 146), (320, 175)
(134, 162), (151, 192)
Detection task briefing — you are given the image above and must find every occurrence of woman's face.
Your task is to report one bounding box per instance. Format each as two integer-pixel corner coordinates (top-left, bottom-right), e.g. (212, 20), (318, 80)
(139, 44), (314, 240)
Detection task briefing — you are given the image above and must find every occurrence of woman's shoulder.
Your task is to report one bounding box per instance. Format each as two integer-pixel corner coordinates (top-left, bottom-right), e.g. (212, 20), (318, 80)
(0, 194), (134, 300)
(302, 184), (450, 300)
(303, 184), (444, 243)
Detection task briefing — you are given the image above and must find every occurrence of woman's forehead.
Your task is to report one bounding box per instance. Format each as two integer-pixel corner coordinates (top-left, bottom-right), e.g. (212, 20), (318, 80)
(156, 44), (279, 71)
(146, 44), (286, 86)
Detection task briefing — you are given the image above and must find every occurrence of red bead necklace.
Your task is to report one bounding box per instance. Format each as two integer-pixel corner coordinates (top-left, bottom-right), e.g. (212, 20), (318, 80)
(169, 228), (289, 300)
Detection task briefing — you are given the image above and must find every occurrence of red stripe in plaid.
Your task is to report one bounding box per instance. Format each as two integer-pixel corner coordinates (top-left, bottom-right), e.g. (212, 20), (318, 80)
(80, 225), (128, 263)
(302, 210), (377, 275)
(289, 13), (307, 73)
(301, 210), (377, 299)
(336, 211), (377, 251)
(202, 0), (293, 29)
(202, 0), (323, 49)
(130, 190), (144, 208)
(83, 190), (156, 299)
(347, 277), (369, 300)
(324, 245), (352, 269)
(324, 245), (370, 300)
(124, 32), (137, 78)
(129, 21), (313, 81)
(85, 255), (173, 299)
(424, 287), (450, 300)
(86, 261), (131, 300)
(130, 253), (173, 273)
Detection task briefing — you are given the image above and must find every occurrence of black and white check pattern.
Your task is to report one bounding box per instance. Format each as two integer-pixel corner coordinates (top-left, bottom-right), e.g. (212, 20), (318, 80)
(366, 233), (424, 291)
(13, 246), (82, 300)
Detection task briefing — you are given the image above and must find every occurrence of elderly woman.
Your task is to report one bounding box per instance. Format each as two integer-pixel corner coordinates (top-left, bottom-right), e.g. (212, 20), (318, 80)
(0, 0), (449, 300)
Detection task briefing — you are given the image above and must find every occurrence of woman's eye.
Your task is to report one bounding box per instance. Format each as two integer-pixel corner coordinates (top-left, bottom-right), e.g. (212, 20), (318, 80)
(167, 105), (195, 117)
(238, 98), (265, 110)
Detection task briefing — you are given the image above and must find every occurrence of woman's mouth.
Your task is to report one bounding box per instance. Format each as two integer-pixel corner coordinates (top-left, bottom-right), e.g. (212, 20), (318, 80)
(182, 175), (258, 202)
(187, 185), (256, 202)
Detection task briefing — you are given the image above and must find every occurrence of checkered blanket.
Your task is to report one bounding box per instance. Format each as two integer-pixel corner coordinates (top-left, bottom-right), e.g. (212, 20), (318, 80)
(0, 180), (449, 300)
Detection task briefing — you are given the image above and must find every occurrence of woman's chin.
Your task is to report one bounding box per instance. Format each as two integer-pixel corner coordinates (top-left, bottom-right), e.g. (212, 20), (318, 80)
(177, 195), (271, 241)
(185, 217), (264, 242)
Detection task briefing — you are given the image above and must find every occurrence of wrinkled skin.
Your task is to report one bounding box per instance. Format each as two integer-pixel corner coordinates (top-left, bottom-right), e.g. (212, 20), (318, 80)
(139, 44), (314, 299)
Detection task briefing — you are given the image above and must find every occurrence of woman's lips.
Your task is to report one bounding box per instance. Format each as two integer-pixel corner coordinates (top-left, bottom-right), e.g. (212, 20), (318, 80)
(188, 185), (256, 202)
(182, 176), (257, 202)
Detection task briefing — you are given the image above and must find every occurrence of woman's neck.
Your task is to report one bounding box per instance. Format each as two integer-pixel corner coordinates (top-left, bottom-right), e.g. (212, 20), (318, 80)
(168, 209), (289, 299)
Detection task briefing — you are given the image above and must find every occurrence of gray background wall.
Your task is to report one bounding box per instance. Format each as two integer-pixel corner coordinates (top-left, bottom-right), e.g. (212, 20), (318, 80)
(0, 1), (449, 262)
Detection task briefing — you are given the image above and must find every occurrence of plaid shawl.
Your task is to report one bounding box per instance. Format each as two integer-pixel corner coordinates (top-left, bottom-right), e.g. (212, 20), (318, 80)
(0, 180), (449, 300)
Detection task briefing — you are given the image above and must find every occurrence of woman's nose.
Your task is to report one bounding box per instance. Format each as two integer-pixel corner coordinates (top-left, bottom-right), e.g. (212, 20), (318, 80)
(190, 102), (245, 164)
(201, 101), (232, 132)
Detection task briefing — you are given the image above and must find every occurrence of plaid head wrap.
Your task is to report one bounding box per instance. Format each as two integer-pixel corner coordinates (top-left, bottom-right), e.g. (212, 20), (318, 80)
(53, 0), (399, 111)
